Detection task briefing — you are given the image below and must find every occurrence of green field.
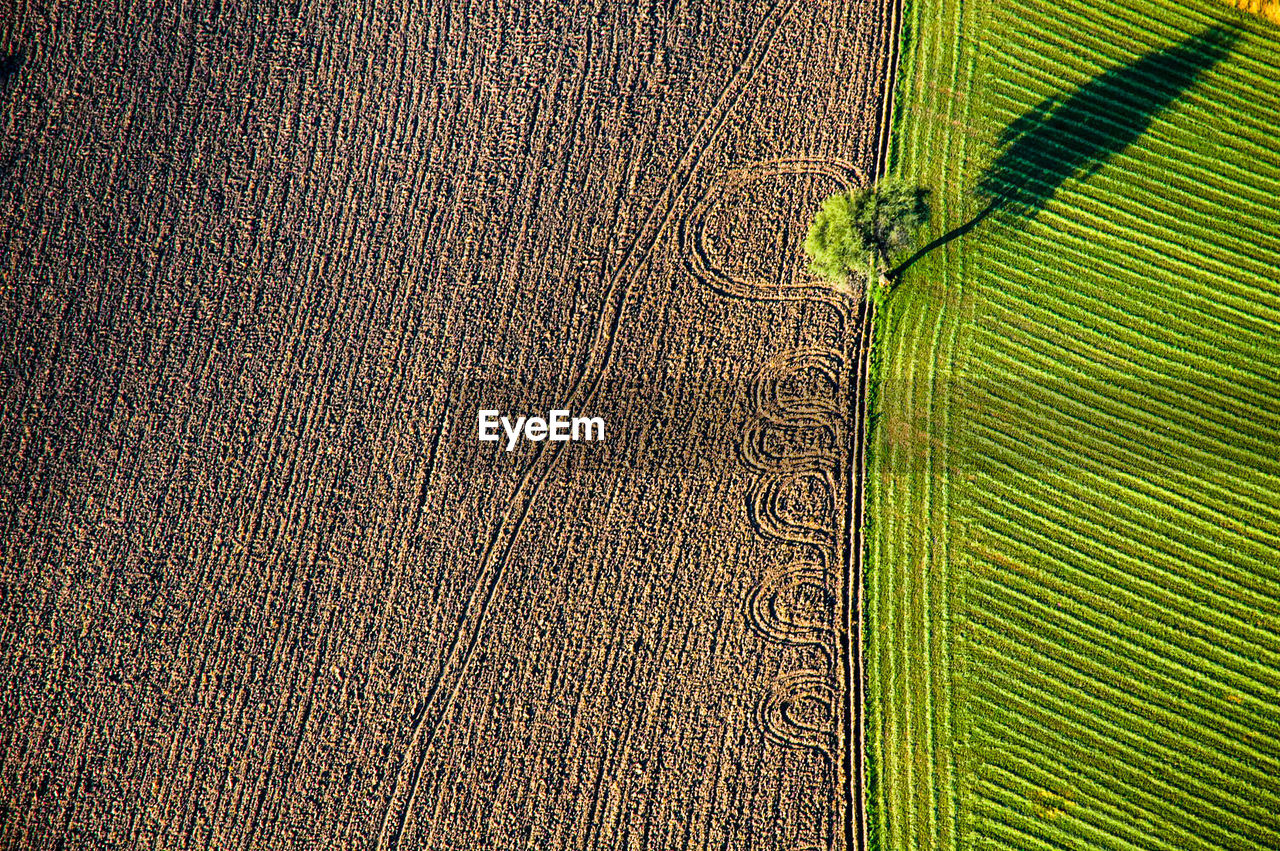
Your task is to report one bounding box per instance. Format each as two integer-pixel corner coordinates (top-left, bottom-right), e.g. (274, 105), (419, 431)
(865, 1), (1280, 849)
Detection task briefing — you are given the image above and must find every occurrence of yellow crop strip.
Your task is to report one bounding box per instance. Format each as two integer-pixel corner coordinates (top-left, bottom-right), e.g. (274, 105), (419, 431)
(1222, 0), (1280, 24)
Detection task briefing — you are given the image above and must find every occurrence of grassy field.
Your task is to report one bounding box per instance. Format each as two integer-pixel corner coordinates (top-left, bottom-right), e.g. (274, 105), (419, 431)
(867, 0), (1280, 849)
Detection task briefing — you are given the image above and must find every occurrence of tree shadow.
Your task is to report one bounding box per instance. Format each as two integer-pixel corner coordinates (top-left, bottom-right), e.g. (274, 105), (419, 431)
(0, 50), (27, 180)
(0, 49), (24, 87)
(888, 24), (1239, 280)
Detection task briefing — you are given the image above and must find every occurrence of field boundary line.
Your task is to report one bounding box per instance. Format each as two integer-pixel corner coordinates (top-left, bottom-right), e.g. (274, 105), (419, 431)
(847, 0), (905, 848)
(873, 0), (903, 183)
(843, 295), (873, 851)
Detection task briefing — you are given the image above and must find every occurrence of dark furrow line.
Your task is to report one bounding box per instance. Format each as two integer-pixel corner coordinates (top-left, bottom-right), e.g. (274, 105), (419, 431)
(413, 399), (451, 517)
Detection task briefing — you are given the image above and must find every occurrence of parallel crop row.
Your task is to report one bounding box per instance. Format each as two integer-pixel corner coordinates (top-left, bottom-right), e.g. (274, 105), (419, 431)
(871, 0), (1280, 848)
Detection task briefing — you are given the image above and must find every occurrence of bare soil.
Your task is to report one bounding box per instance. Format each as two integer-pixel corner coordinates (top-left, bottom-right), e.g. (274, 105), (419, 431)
(0, 0), (892, 847)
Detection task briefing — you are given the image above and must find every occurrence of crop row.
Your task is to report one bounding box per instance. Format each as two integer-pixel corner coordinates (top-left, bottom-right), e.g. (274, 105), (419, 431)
(872, 0), (1280, 848)
(968, 402), (1280, 583)
(957, 0), (1280, 839)
(972, 327), (1280, 506)
(979, 244), (1280, 410)
(978, 143), (1280, 321)
(864, 0), (987, 845)
(968, 632), (1280, 847)
(971, 421), (1280, 616)
(970, 332), (1280, 536)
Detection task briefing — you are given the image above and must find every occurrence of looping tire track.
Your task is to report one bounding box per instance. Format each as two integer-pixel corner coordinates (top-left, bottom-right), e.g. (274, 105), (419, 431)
(752, 348), (846, 424)
(739, 353), (843, 551)
(680, 149), (880, 844)
(746, 470), (838, 546)
(681, 157), (863, 317)
(745, 558), (836, 657)
(739, 418), (841, 475)
(687, 208), (859, 844)
(732, 337), (848, 850)
(755, 669), (837, 755)
(372, 0), (802, 848)
(681, 148), (874, 850)
(681, 116), (895, 851)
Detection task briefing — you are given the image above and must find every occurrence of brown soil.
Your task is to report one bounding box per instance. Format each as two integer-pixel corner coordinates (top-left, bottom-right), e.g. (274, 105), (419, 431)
(0, 0), (893, 847)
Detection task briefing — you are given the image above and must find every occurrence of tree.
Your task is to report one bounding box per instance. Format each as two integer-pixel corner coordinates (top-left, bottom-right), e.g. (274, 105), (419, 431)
(803, 178), (930, 298)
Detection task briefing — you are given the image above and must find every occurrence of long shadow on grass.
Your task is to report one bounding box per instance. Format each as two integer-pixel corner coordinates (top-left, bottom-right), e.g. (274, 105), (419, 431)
(888, 24), (1238, 279)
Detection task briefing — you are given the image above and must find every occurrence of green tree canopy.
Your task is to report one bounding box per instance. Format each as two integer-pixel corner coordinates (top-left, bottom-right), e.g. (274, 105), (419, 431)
(804, 178), (930, 294)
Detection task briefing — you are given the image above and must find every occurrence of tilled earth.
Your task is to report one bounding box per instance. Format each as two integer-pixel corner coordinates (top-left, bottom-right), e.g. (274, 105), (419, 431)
(0, 0), (891, 847)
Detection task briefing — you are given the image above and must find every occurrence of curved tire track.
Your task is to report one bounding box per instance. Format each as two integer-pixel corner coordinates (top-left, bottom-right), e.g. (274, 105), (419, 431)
(681, 157), (862, 314)
(745, 559), (835, 652)
(755, 668), (837, 755)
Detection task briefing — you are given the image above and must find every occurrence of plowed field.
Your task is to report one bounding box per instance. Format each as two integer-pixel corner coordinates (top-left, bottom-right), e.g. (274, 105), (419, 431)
(0, 0), (893, 848)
